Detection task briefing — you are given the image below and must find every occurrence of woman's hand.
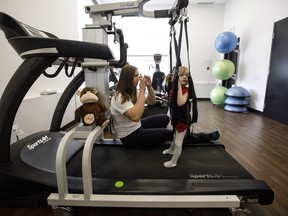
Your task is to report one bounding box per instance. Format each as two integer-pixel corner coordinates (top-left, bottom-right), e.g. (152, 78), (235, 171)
(144, 75), (156, 105)
(125, 75), (146, 122)
(139, 75), (146, 92)
(144, 75), (152, 87)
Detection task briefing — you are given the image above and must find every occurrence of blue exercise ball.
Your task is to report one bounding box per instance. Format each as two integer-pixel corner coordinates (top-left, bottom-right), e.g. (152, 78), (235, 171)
(215, 31), (238, 54)
(210, 86), (228, 105)
(226, 86), (250, 98)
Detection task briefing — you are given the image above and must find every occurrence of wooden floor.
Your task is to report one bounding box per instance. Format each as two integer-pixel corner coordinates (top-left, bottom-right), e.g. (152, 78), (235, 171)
(0, 100), (287, 216)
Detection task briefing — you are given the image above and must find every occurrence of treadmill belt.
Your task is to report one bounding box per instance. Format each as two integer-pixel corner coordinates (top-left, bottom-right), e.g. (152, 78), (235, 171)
(67, 144), (253, 180)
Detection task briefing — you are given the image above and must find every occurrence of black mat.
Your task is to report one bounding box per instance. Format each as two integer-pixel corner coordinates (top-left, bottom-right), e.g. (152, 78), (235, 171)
(67, 144), (253, 180)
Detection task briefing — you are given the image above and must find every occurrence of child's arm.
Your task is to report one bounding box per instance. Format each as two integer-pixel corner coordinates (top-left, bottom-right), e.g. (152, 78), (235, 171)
(177, 83), (189, 106)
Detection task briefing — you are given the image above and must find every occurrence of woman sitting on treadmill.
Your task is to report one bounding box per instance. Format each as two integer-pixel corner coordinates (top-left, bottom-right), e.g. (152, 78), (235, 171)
(110, 64), (220, 150)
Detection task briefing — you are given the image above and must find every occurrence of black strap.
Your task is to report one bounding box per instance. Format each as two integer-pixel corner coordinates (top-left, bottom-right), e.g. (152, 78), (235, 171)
(172, 17), (198, 125)
(175, 20), (184, 70)
(183, 18), (198, 124)
(169, 28), (173, 73)
(169, 26), (181, 73)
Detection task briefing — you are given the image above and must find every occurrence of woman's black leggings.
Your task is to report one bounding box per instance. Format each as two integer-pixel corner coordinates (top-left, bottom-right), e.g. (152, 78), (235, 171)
(120, 114), (212, 148)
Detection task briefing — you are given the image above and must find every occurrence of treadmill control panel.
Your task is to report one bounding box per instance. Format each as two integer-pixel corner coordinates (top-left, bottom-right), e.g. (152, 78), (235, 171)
(20, 22), (51, 38)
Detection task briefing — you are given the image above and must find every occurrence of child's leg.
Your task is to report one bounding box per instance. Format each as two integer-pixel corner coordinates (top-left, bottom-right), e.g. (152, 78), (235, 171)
(164, 130), (185, 168)
(162, 133), (176, 155)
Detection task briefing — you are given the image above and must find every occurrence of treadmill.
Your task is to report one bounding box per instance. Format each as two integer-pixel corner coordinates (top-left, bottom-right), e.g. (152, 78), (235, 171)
(0, 0), (273, 214)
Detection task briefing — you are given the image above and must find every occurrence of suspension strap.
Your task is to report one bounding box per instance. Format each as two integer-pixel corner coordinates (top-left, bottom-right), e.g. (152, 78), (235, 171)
(175, 20), (184, 70)
(169, 25), (181, 73)
(183, 16), (198, 124)
(169, 7), (198, 139)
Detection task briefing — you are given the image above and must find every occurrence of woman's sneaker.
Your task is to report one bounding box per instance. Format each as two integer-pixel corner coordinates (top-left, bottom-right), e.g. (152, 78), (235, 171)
(210, 130), (221, 141)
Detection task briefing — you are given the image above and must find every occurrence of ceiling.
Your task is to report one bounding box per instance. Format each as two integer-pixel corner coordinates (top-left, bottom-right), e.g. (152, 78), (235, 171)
(97, 0), (230, 5)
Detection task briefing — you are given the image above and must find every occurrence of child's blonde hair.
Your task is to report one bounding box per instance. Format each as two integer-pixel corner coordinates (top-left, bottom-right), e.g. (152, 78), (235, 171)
(165, 66), (189, 85)
(178, 66), (189, 76)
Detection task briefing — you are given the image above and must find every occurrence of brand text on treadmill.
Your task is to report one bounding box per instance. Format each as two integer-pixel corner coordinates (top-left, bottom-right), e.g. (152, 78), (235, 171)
(27, 135), (51, 150)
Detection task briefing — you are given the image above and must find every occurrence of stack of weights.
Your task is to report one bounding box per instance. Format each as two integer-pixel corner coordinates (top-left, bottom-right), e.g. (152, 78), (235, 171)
(224, 86), (250, 113)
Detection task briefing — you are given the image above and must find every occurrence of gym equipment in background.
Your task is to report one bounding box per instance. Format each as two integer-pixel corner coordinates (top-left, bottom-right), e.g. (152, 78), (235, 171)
(144, 54), (168, 117)
(211, 31), (238, 106)
(224, 86), (250, 113)
(215, 31), (238, 54)
(210, 85), (228, 106)
(151, 53), (166, 93)
(222, 34), (240, 89)
(212, 59), (235, 80)
(226, 86), (250, 98)
(0, 1), (273, 215)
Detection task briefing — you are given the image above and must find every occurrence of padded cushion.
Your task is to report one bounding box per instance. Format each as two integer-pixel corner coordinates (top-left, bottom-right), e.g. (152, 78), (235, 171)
(224, 104), (248, 113)
(225, 96), (249, 105)
(226, 86), (250, 98)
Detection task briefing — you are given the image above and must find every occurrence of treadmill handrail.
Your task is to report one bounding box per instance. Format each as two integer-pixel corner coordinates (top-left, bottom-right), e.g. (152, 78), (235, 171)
(55, 121), (109, 199)
(8, 37), (115, 60)
(109, 29), (127, 67)
(82, 120), (110, 199)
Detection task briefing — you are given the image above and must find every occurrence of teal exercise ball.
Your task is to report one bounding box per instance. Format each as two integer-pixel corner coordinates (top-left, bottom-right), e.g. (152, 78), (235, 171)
(210, 86), (228, 105)
(212, 59), (235, 80)
(215, 31), (238, 54)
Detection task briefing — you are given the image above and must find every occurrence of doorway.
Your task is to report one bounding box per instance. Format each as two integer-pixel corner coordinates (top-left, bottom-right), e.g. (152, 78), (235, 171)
(264, 17), (288, 125)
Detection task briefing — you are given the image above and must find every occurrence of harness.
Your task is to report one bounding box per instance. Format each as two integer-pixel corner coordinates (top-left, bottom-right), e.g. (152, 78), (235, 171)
(168, 6), (198, 138)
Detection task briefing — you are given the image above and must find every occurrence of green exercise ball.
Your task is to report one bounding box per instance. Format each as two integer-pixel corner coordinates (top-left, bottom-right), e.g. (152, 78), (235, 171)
(212, 59), (235, 80)
(210, 86), (228, 105)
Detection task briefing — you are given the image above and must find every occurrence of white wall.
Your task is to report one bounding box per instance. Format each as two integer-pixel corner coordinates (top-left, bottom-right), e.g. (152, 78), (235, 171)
(223, 0), (288, 111)
(119, 4), (225, 98)
(77, 0), (93, 40)
(0, 0), (80, 98)
(12, 93), (77, 143)
(121, 16), (170, 77)
(188, 4), (225, 97)
(0, 0), (82, 143)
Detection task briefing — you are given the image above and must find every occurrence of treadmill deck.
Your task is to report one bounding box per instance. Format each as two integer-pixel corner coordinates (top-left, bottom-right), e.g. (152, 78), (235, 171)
(0, 131), (274, 205)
